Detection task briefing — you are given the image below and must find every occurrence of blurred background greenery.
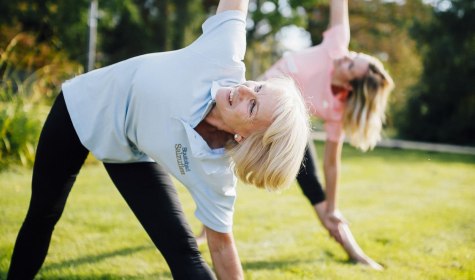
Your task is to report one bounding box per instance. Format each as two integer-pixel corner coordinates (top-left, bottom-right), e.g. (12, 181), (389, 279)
(0, 0), (474, 170)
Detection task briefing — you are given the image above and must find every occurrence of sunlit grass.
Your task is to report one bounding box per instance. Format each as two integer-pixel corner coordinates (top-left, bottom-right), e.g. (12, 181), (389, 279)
(1, 142), (474, 279)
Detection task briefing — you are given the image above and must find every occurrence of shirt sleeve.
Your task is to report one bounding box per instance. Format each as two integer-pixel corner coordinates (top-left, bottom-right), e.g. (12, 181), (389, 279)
(191, 10), (247, 66)
(193, 184), (236, 233)
(191, 164), (237, 233)
(321, 24), (350, 59)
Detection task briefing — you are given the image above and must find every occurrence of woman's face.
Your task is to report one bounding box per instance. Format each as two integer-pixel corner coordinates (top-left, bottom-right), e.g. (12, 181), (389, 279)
(334, 52), (371, 83)
(214, 81), (279, 138)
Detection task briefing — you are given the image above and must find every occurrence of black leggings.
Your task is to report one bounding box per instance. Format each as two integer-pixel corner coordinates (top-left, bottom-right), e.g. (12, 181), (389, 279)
(7, 93), (214, 280)
(296, 143), (326, 205)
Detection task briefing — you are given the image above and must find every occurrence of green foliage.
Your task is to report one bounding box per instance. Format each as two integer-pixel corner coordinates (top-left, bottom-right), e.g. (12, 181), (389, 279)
(99, 0), (207, 65)
(247, 0), (309, 41)
(0, 0), (91, 66)
(0, 0), (207, 68)
(398, 0), (475, 145)
(1, 143), (474, 278)
(0, 28), (82, 169)
(244, 0), (318, 78)
(0, 94), (40, 169)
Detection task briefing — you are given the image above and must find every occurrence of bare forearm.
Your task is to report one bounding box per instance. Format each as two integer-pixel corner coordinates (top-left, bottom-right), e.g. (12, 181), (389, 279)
(324, 164), (339, 212)
(210, 244), (243, 280)
(323, 140), (343, 213)
(206, 228), (243, 280)
(330, 0), (349, 28)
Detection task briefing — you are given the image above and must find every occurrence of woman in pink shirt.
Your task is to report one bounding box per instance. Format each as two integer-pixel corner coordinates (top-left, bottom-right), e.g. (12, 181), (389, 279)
(197, 0), (393, 269)
(262, 0), (394, 269)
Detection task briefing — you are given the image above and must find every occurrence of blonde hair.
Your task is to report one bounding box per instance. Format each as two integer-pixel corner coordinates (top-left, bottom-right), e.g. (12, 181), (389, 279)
(228, 77), (310, 191)
(343, 54), (395, 151)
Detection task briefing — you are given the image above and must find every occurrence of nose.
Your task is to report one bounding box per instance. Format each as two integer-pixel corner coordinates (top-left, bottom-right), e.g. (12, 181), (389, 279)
(236, 84), (256, 100)
(342, 55), (353, 63)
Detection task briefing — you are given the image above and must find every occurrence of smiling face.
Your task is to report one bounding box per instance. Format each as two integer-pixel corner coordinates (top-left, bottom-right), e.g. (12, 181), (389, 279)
(213, 81), (279, 138)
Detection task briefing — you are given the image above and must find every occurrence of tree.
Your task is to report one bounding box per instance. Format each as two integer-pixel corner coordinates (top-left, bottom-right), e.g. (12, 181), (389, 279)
(245, 0), (318, 77)
(398, 0), (475, 145)
(99, 0), (206, 65)
(0, 1), (87, 99)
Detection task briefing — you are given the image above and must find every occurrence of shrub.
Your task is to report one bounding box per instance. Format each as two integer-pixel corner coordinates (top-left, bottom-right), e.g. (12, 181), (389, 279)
(0, 95), (41, 169)
(0, 28), (82, 169)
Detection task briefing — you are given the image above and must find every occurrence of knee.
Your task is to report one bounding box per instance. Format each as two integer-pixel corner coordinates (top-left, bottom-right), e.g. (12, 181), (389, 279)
(22, 209), (63, 231)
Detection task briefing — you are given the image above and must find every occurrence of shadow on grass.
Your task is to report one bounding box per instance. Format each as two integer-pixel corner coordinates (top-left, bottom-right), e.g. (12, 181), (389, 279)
(38, 272), (172, 280)
(241, 249), (359, 272)
(37, 244), (173, 279)
(0, 245), (172, 280)
(323, 250), (388, 270)
(0, 249), (383, 279)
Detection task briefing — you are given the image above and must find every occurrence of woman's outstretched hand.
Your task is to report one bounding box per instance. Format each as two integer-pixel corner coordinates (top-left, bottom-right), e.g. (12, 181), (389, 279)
(338, 223), (384, 270)
(314, 201), (383, 270)
(315, 201), (348, 244)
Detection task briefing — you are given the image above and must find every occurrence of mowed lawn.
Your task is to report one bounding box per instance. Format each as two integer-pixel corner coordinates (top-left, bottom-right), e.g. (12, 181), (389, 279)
(1, 142), (474, 279)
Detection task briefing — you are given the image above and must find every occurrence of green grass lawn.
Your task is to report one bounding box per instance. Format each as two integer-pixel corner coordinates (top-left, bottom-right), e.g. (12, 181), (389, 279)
(1, 142), (474, 279)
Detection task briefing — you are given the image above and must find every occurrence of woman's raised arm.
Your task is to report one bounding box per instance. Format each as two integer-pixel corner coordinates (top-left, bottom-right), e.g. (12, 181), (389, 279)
(329, 0), (349, 28)
(217, 0), (249, 14)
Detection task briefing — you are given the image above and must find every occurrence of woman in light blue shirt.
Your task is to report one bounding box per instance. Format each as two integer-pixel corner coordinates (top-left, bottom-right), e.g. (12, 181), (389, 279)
(7, 1), (309, 279)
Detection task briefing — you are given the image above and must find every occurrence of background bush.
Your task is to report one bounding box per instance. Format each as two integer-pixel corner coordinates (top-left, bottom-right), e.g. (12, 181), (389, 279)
(0, 94), (40, 169)
(0, 30), (82, 170)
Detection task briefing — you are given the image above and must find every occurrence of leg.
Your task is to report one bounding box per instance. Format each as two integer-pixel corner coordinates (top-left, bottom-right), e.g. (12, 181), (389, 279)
(296, 142), (326, 205)
(104, 162), (214, 280)
(8, 93), (89, 279)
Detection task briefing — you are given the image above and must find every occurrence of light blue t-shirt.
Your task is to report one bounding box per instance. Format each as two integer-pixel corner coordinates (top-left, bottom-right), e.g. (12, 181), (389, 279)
(62, 10), (247, 233)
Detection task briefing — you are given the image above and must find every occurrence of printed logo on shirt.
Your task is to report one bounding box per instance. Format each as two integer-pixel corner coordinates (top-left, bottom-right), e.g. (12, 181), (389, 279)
(175, 144), (191, 175)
